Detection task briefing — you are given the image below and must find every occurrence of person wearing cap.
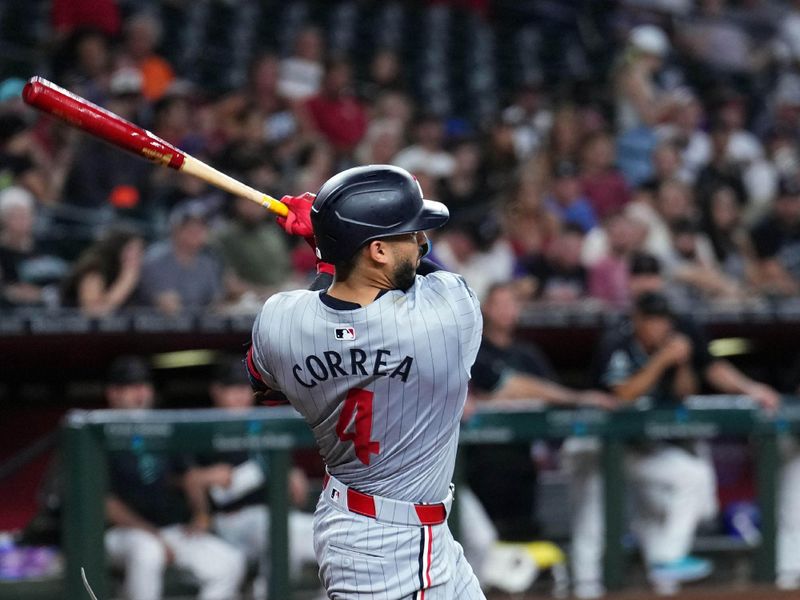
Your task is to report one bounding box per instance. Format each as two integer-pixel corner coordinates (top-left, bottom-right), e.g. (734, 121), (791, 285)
(750, 176), (800, 296)
(136, 199), (224, 314)
(569, 289), (780, 597)
(186, 355), (318, 598)
(392, 112), (456, 179)
(103, 356), (246, 600)
(545, 160), (597, 233)
(614, 25), (681, 133)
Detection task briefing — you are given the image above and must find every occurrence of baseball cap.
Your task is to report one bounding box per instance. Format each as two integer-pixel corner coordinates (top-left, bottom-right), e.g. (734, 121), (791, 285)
(109, 67), (143, 97)
(212, 355), (250, 386)
(634, 291), (674, 318)
(168, 198), (212, 229)
(629, 25), (670, 57)
(629, 252), (662, 275)
(107, 356), (152, 385)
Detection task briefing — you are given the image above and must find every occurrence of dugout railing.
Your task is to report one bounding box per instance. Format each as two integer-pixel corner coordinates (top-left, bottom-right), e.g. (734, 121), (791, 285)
(62, 397), (800, 599)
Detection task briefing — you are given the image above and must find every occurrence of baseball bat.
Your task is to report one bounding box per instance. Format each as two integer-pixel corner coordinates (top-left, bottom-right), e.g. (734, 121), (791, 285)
(21, 76), (288, 217)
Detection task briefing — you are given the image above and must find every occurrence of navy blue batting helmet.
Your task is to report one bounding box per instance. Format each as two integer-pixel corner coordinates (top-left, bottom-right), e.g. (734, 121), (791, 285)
(311, 165), (449, 263)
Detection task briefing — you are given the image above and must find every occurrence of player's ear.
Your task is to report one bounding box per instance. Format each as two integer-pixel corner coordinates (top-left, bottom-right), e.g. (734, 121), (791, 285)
(366, 240), (389, 264)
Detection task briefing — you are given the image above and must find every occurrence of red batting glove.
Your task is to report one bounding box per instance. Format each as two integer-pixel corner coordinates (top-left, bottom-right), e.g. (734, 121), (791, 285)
(276, 192), (334, 277)
(276, 193), (315, 240)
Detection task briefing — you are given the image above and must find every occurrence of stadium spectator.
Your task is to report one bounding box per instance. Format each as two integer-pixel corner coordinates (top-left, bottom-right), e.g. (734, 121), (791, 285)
(469, 282), (614, 538)
(483, 118), (521, 194)
(750, 177), (800, 296)
(62, 69), (153, 210)
(587, 213), (642, 307)
(613, 25), (677, 132)
(361, 48), (406, 100)
(278, 26), (324, 102)
(431, 208), (513, 300)
(354, 118), (405, 166)
(701, 184), (758, 287)
(0, 186), (67, 308)
(613, 25), (682, 185)
(393, 112), (455, 178)
(301, 59), (368, 156)
(436, 137), (489, 217)
(52, 0), (120, 39)
(501, 84), (553, 160)
(677, 0), (759, 84)
(103, 356), (246, 600)
(546, 105), (582, 167)
(214, 195), (291, 306)
(59, 29), (113, 105)
(119, 12), (175, 102)
(694, 119), (748, 219)
(60, 227), (144, 316)
(136, 199), (224, 314)
(502, 176), (560, 262)
(190, 355), (318, 598)
(669, 218), (743, 300)
(641, 139), (686, 191)
(545, 160), (598, 232)
(655, 91), (711, 183)
(579, 130), (631, 220)
(519, 224), (589, 303)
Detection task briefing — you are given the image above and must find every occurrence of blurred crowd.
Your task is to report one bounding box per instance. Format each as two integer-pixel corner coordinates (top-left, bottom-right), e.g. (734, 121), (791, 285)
(6, 2), (800, 598)
(3, 0), (800, 315)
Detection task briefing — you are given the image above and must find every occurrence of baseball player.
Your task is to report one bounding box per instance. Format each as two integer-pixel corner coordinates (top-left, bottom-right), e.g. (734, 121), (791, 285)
(247, 165), (486, 599)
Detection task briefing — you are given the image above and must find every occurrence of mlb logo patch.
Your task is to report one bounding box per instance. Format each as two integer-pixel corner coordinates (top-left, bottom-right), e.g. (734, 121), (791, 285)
(330, 489), (341, 502)
(335, 327), (356, 340)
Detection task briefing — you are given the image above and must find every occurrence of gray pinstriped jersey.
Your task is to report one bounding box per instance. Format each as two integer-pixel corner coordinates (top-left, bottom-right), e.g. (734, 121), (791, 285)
(251, 271), (482, 503)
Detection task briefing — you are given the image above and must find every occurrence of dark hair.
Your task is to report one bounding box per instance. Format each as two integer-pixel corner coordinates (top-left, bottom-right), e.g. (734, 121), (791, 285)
(61, 227), (143, 307)
(634, 291), (674, 319)
(107, 355), (152, 385)
(629, 252), (661, 275)
(333, 250), (361, 282)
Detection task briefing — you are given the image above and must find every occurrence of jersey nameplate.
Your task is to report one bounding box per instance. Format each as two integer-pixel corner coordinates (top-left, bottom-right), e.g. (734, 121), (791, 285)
(292, 348), (414, 388)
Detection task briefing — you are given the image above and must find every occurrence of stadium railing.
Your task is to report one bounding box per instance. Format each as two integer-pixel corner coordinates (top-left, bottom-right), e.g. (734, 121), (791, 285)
(61, 396), (800, 599)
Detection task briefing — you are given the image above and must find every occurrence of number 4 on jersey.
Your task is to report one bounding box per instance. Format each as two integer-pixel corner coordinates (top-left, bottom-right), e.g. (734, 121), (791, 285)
(336, 388), (380, 465)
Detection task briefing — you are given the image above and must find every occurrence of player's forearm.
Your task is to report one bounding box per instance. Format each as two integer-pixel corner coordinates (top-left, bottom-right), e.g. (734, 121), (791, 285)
(612, 357), (671, 402)
(182, 468), (213, 520)
(495, 374), (575, 404)
(704, 359), (756, 395)
(105, 495), (158, 534)
(673, 362), (699, 399)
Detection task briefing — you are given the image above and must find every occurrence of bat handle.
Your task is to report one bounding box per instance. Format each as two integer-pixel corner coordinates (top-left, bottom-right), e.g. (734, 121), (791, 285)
(259, 195), (289, 217)
(180, 155), (288, 217)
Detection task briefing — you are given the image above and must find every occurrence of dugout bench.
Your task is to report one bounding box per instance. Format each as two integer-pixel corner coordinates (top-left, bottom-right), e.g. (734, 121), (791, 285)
(62, 397), (800, 599)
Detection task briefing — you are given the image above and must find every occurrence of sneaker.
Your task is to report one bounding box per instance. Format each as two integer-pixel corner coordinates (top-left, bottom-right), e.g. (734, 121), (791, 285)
(573, 580), (606, 599)
(649, 556), (713, 584)
(776, 572), (800, 590)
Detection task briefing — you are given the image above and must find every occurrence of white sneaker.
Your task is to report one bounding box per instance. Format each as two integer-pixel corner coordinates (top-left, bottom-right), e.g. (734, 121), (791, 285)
(573, 581), (606, 599)
(777, 572), (800, 590)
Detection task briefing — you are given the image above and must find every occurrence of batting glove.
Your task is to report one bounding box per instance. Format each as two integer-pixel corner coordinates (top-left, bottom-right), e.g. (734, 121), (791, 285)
(276, 192), (315, 239)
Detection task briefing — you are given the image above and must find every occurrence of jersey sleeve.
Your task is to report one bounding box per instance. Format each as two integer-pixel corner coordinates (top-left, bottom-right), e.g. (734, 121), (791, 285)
(249, 296), (282, 390)
(422, 271), (483, 377)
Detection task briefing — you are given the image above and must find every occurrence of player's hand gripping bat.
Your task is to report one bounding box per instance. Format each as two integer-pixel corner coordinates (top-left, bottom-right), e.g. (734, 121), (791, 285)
(22, 76), (288, 217)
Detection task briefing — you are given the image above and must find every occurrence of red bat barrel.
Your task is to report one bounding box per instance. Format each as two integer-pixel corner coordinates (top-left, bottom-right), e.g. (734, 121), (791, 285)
(22, 76), (186, 170)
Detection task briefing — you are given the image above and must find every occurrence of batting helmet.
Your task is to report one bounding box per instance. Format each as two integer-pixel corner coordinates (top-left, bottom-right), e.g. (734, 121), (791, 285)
(311, 165), (449, 263)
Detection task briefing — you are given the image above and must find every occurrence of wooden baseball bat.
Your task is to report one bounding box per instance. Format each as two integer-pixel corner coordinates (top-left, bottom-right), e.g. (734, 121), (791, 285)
(22, 76), (288, 217)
